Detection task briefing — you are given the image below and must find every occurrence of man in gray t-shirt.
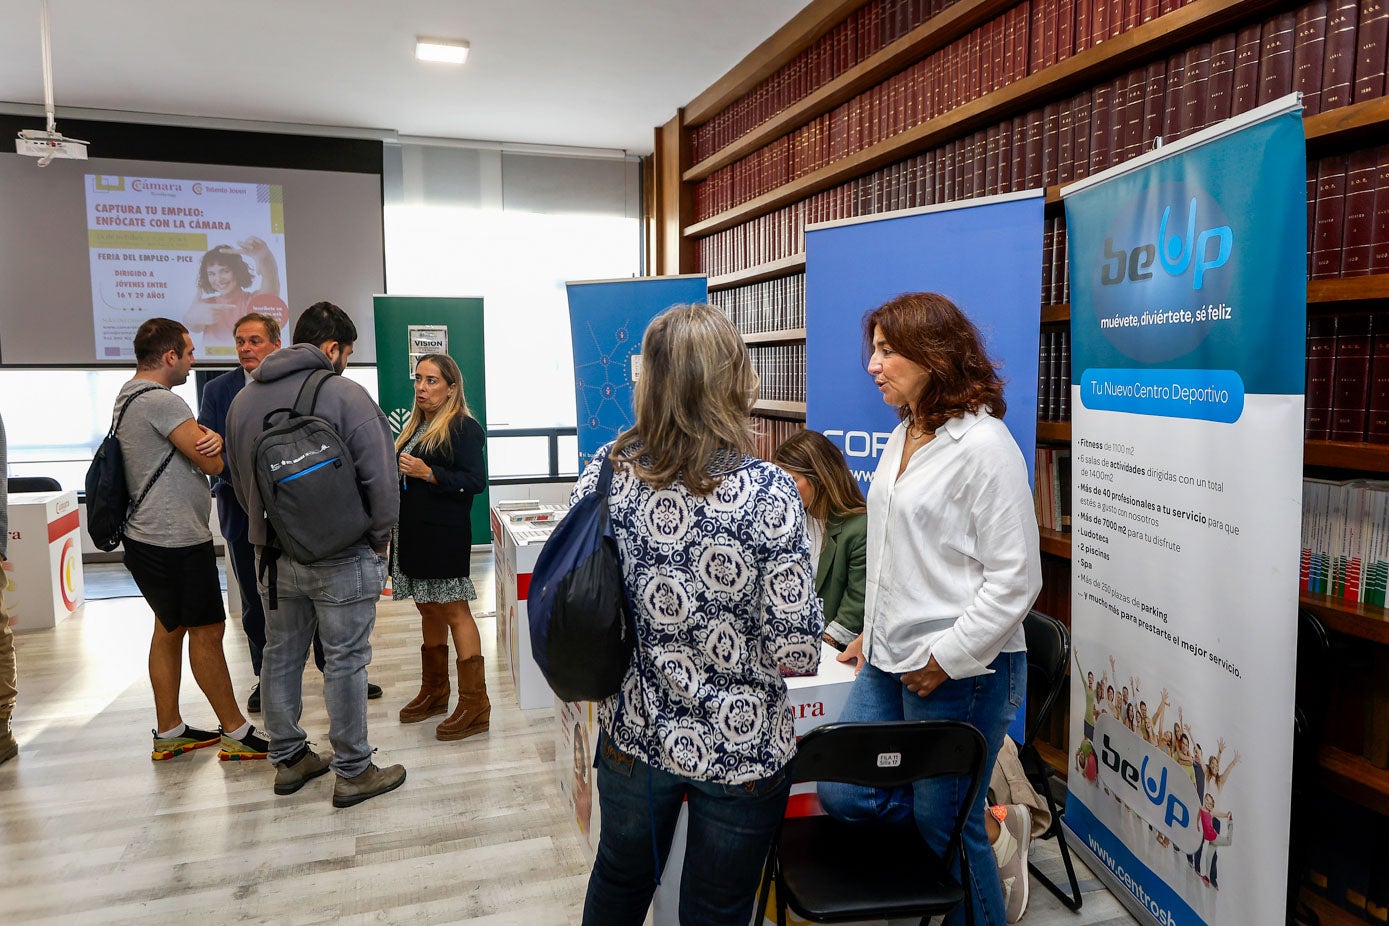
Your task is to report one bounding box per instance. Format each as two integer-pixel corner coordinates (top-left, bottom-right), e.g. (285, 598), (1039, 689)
(116, 318), (268, 763)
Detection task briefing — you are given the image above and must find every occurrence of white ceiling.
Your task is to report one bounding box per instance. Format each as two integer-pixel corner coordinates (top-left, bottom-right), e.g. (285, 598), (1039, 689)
(0, 0), (810, 154)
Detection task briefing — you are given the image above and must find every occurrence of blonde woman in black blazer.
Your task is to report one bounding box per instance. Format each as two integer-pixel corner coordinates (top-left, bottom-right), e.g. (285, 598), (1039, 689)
(392, 354), (488, 741)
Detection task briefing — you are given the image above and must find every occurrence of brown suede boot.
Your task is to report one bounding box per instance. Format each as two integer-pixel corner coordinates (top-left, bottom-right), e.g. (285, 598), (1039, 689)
(437, 654), (490, 741)
(399, 644), (450, 723)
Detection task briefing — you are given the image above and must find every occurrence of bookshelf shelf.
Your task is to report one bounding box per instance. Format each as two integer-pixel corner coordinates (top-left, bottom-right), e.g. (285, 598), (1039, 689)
(1034, 739), (1069, 777)
(753, 399), (808, 420)
(684, 0), (874, 127)
(743, 328), (807, 345)
(708, 254), (807, 290)
(1319, 744), (1389, 817)
(1039, 527), (1072, 558)
(1304, 440), (1389, 472)
(1304, 95), (1389, 152)
(1300, 593), (1389, 646)
(685, 0), (1284, 239)
(1307, 273), (1389, 305)
(1300, 890), (1372, 926)
(1036, 421), (1072, 442)
(685, 0), (1021, 182)
(1041, 303), (1070, 324)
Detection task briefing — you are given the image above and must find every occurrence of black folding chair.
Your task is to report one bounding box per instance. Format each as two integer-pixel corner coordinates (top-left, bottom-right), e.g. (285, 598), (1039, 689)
(1018, 609), (1084, 911)
(7, 476), (62, 493)
(758, 719), (988, 926)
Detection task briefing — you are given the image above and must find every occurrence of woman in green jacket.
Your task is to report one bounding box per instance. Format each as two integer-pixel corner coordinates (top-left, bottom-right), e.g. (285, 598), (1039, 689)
(774, 430), (868, 651)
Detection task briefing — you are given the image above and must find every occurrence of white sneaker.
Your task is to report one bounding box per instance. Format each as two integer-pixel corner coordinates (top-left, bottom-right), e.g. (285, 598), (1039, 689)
(996, 804), (1032, 923)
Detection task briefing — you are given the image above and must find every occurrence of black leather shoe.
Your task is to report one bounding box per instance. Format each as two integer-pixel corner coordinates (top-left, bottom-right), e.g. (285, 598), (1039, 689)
(367, 682), (383, 700)
(247, 682), (261, 713)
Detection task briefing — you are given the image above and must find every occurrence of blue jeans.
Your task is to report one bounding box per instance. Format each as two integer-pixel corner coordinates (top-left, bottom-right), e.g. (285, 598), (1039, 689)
(818, 651), (1026, 926)
(582, 733), (792, 926)
(258, 543), (386, 777)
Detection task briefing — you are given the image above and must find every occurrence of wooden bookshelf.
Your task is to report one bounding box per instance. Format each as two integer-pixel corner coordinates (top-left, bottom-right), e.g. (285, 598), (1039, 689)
(1319, 744), (1389, 817)
(685, 0), (1021, 181)
(1036, 421), (1072, 442)
(1304, 95), (1389, 151)
(1300, 592), (1389, 647)
(1040, 303), (1070, 324)
(708, 254), (807, 290)
(685, 0), (1286, 238)
(1307, 273), (1389, 305)
(743, 327), (807, 345)
(684, 0), (873, 127)
(1304, 440), (1389, 472)
(1039, 527), (1073, 558)
(1034, 739), (1069, 777)
(1299, 890), (1372, 926)
(753, 399), (808, 420)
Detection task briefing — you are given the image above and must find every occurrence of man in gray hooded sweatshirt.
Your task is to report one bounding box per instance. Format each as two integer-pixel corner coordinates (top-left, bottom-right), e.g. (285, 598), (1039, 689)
(225, 301), (404, 807)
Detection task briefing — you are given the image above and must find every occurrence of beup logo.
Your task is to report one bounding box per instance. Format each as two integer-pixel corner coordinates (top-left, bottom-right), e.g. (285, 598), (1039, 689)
(1101, 197), (1232, 292)
(1094, 714), (1201, 853)
(1090, 181), (1236, 364)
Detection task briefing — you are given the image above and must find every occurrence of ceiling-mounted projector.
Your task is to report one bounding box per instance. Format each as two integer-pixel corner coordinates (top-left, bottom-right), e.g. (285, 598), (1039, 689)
(16, 128), (88, 166)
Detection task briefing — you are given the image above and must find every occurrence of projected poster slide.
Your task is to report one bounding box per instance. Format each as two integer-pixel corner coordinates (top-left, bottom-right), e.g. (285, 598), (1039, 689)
(1061, 99), (1304, 926)
(86, 174), (288, 361)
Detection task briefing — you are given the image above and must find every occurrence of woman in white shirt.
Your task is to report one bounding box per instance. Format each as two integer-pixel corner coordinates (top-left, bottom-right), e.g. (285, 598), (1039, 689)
(819, 292), (1042, 926)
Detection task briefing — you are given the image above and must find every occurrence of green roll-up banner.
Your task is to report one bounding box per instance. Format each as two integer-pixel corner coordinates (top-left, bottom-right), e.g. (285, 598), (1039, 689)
(373, 295), (490, 544)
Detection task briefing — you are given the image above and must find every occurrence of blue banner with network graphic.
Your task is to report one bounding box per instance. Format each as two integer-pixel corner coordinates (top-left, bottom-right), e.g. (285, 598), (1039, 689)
(1062, 99), (1304, 926)
(566, 276), (707, 468)
(804, 193), (1045, 493)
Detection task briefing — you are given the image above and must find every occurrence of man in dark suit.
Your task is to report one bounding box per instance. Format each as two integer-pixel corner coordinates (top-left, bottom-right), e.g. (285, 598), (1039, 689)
(198, 312), (381, 711)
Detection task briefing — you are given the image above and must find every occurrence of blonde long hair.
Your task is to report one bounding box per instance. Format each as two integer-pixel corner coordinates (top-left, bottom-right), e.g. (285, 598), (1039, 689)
(611, 303), (758, 495)
(394, 353), (473, 458)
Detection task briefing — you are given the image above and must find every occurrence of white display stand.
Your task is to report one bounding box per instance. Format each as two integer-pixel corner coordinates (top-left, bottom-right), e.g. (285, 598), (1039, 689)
(491, 502), (567, 711)
(555, 643), (869, 925)
(4, 490), (85, 632)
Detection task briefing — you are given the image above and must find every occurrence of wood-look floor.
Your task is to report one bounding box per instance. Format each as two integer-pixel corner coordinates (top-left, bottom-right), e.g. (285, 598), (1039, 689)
(0, 559), (1134, 926)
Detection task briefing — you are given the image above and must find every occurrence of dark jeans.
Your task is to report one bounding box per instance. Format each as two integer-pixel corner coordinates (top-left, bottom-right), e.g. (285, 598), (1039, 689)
(818, 651), (1026, 926)
(582, 733), (792, 926)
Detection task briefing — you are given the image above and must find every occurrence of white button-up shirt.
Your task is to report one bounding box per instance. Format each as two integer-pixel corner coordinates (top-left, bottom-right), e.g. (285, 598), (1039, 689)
(862, 410), (1041, 679)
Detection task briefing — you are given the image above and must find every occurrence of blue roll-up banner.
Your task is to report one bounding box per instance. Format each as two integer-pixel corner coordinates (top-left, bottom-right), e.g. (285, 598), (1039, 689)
(566, 275), (708, 468)
(1062, 97), (1305, 926)
(806, 191), (1045, 746)
(805, 193), (1045, 491)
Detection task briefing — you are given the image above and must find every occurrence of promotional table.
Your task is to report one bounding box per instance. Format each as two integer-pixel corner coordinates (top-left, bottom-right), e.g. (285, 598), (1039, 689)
(490, 502), (567, 710)
(4, 490), (84, 632)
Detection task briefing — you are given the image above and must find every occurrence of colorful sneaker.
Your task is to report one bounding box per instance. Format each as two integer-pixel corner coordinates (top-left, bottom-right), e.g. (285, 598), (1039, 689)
(996, 804), (1032, 924)
(151, 725), (220, 760)
(218, 725), (270, 761)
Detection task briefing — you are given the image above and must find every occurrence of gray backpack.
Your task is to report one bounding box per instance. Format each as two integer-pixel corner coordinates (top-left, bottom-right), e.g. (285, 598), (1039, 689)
(252, 369), (371, 605)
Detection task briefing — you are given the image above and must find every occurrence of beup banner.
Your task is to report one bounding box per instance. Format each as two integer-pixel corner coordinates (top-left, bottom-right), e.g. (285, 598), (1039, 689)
(805, 192), (1045, 493)
(565, 275), (707, 468)
(1061, 96), (1305, 926)
(373, 295), (490, 544)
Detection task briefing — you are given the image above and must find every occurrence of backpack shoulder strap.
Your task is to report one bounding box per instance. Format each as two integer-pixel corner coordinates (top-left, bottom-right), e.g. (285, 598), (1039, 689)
(293, 368), (334, 417)
(595, 454), (614, 497)
(110, 384), (163, 438)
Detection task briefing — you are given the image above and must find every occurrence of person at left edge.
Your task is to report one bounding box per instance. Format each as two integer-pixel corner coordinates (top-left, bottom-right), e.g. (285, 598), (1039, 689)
(118, 318), (269, 762)
(198, 311), (382, 713)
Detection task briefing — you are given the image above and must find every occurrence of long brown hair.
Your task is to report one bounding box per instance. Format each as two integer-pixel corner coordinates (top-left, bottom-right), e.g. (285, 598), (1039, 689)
(611, 303), (757, 494)
(394, 353), (474, 458)
(863, 292), (1006, 433)
(773, 430), (866, 522)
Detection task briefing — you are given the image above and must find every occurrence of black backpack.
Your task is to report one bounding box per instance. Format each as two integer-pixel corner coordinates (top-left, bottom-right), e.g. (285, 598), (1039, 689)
(252, 369), (372, 606)
(84, 385), (177, 552)
(527, 456), (634, 702)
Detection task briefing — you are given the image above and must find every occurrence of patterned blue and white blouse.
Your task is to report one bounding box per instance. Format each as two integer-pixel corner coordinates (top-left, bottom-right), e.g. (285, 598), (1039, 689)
(572, 443), (824, 785)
